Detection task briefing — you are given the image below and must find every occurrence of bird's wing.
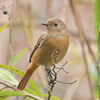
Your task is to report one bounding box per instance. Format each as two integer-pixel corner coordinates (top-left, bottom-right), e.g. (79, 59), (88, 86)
(29, 34), (46, 63)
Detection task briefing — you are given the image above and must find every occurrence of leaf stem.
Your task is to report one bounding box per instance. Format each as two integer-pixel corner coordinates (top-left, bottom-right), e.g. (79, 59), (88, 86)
(97, 32), (100, 98)
(46, 50), (76, 100)
(57, 61), (67, 74)
(56, 80), (77, 85)
(2, 1), (20, 100)
(0, 82), (42, 100)
(3, 1), (14, 68)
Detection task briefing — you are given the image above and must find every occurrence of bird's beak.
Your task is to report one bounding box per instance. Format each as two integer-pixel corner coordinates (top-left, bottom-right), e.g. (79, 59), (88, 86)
(41, 23), (48, 26)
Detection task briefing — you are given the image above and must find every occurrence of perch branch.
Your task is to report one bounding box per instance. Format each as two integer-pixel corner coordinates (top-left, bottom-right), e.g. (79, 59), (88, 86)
(44, 49), (76, 100)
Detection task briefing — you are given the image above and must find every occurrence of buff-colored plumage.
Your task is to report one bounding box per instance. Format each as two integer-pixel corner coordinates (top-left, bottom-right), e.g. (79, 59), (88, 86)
(17, 18), (69, 90)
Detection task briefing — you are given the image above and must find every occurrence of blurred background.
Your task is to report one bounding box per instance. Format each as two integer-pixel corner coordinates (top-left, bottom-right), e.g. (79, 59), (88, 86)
(0, 0), (98, 100)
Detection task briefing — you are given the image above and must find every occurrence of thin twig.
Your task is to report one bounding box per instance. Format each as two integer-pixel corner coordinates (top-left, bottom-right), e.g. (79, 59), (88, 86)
(0, 86), (8, 91)
(2, 4), (20, 67)
(62, 69), (85, 100)
(23, 95), (27, 100)
(24, 91), (42, 100)
(46, 49), (76, 100)
(0, 82), (16, 91)
(7, 4), (14, 8)
(1, 1), (20, 100)
(0, 82), (20, 100)
(55, 67), (69, 73)
(57, 61), (67, 74)
(2, 1), (20, 71)
(12, 12), (21, 21)
(0, 82), (42, 100)
(3, 1), (14, 68)
(97, 32), (100, 98)
(56, 80), (77, 85)
(69, 0), (94, 99)
(70, 1), (96, 64)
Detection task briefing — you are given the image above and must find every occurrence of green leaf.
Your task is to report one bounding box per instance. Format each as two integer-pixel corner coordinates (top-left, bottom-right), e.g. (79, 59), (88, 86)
(0, 64), (24, 76)
(42, 94), (60, 100)
(28, 79), (44, 99)
(89, 63), (99, 98)
(25, 88), (38, 100)
(0, 22), (11, 33)
(0, 67), (18, 86)
(0, 64), (43, 99)
(94, 0), (99, 38)
(98, 32), (100, 55)
(25, 88), (38, 97)
(9, 48), (27, 66)
(98, 32), (100, 98)
(0, 91), (26, 100)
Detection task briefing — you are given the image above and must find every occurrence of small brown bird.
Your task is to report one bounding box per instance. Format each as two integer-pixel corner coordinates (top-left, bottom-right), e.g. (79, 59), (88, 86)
(17, 18), (69, 90)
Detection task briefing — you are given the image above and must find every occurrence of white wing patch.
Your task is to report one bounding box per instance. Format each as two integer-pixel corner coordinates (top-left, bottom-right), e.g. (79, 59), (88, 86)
(38, 39), (44, 48)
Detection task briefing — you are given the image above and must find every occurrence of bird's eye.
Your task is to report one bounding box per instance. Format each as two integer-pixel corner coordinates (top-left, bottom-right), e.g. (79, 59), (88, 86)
(54, 23), (58, 27)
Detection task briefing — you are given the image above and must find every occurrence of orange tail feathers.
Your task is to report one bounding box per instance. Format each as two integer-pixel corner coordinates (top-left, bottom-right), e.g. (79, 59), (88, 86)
(17, 62), (39, 91)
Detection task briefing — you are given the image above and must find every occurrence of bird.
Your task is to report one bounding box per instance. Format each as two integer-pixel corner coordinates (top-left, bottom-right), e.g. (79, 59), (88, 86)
(17, 18), (69, 91)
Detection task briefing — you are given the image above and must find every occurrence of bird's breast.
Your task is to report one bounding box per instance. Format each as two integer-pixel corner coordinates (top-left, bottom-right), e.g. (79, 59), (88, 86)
(34, 36), (69, 67)
(55, 36), (69, 63)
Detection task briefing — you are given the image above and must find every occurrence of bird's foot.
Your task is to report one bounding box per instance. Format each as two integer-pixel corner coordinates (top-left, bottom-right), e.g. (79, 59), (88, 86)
(42, 64), (55, 85)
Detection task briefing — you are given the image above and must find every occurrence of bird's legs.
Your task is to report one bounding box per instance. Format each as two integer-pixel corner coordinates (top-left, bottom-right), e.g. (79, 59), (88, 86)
(42, 64), (55, 85)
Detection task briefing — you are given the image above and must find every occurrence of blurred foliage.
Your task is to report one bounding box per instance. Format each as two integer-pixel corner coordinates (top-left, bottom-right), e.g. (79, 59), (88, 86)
(0, 67), (18, 86)
(0, 63), (43, 99)
(0, 51), (59, 100)
(0, 64), (60, 100)
(94, 0), (100, 39)
(0, 22), (11, 33)
(0, 91), (26, 100)
(93, 0), (100, 98)
(0, 0), (99, 100)
(9, 48), (27, 66)
(97, 32), (100, 98)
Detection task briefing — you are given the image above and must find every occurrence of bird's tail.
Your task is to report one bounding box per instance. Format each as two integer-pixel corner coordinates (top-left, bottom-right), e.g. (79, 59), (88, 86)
(17, 62), (38, 91)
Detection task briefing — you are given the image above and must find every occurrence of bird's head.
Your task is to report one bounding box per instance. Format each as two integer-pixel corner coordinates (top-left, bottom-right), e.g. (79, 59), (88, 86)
(42, 18), (69, 37)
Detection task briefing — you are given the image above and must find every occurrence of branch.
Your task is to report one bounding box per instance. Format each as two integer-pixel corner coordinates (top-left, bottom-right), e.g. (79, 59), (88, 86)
(1, 1), (20, 100)
(0, 82), (42, 100)
(70, 0), (96, 64)
(0, 82), (16, 91)
(69, 0), (94, 99)
(44, 49), (76, 100)
(56, 80), (77, 85)
(97, 32), (100, 98)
